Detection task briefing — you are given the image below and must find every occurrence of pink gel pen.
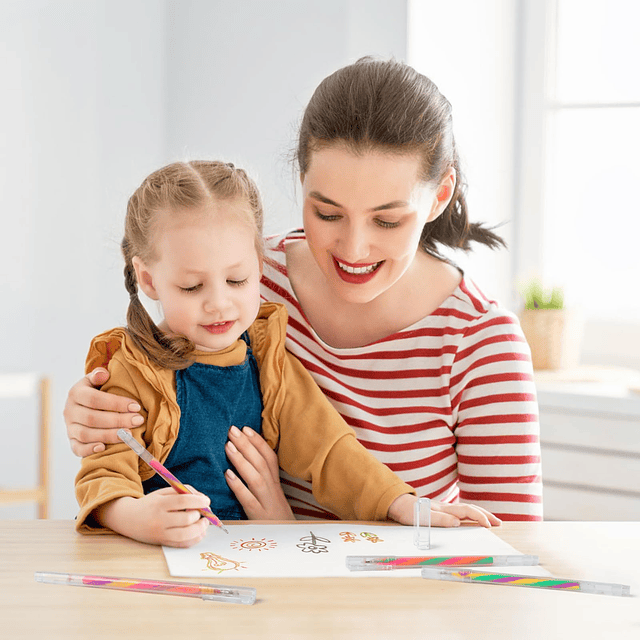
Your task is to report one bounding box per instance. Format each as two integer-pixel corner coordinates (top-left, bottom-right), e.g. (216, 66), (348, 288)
(35, 572), (255, 604)
(117, 429), (229, 534)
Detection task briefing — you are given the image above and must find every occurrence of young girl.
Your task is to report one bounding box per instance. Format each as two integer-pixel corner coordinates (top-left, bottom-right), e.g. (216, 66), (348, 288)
(75, 160), (498, 547)
(67, 57), (541, 523)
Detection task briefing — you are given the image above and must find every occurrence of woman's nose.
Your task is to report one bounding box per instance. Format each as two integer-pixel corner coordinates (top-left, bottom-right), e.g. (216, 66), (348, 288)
(340, 222), (370, 262)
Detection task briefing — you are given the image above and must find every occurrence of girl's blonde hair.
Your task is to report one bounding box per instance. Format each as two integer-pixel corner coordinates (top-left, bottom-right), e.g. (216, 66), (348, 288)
(122, 160), (264, 370)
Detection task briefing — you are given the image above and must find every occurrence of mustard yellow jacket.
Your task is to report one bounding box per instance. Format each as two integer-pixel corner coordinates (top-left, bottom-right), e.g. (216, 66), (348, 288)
(75, 302), (413, 532)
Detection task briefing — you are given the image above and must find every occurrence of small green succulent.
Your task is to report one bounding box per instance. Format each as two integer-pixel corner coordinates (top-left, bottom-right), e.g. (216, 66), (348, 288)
(521, 278), (564, 310)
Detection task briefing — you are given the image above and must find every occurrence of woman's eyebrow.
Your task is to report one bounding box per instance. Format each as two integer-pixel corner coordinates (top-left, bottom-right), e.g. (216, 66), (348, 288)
(308, 190), (409, 212)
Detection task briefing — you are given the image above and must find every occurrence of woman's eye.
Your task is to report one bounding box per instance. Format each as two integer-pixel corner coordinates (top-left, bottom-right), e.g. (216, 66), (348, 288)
(179, 284), (202, 293)
(375, 218), (401, 229)
(315, 209), (341, 222)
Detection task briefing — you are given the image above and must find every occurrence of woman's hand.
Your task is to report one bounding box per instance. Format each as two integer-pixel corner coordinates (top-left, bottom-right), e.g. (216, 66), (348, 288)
(94, 487), (211, 548)
(64, 368), (144, 456)
(224, 426), (295, 520)
(387, 494), (502, 528)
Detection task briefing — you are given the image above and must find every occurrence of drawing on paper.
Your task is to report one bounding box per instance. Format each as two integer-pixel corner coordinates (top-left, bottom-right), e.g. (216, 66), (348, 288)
(200, 552), (246, 573)
(339, 531), (360, 543)
(297, 531), (331, 553)
(164, 524), (545, 580)
(360, 532), (384, 543)
(230, 537), (277, 552)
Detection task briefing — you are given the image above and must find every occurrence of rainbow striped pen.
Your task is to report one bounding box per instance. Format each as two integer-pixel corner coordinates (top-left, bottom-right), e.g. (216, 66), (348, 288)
(35, 572), (255, 604)
(118, 429), (228, 533)
(347, 554), (539, 571)
(421, 568), (630, 597)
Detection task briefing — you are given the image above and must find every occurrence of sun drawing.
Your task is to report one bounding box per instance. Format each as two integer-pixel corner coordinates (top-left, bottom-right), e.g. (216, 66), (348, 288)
(230, 537), (278, 552)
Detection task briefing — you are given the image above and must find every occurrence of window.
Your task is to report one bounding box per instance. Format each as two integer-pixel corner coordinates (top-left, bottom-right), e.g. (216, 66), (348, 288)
(517, 0), (640, 367)
(410, 0), (640, 369)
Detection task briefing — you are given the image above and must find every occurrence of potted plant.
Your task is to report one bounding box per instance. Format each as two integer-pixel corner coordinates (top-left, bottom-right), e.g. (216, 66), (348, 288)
(518, 278), (581, 370)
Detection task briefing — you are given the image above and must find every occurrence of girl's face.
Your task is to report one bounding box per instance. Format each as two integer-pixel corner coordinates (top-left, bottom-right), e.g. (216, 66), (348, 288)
(300, 145), (454, 304)
(133, 202), (262, 352)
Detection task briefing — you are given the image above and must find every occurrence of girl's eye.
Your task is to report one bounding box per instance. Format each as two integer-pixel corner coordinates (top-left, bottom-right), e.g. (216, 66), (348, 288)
(179, 284), (202, 293)
(375, 218), (401, 229)
(228, 278), (249, 287)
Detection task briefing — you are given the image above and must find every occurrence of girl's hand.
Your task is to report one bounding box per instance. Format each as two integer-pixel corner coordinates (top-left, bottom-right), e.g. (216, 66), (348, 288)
(95, 487), (211, 547)
(387, 494), (502, 528)
(224, 426), (295, 520)
(64, 368), (144, 457)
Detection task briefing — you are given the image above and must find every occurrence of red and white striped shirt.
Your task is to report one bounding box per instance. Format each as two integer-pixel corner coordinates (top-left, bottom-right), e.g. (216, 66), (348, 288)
(261, 229), (543, 521)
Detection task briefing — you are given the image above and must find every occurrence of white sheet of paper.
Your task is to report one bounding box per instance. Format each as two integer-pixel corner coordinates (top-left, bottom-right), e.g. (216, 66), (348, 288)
(163, 524), (551, 578)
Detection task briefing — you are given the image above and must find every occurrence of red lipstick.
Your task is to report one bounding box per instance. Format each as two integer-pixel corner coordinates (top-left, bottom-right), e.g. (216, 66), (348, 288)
(332, 256), (383, 284)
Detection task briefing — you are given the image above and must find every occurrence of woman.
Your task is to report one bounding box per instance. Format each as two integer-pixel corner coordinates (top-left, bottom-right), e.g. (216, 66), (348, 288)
(65, 58), (542, 522)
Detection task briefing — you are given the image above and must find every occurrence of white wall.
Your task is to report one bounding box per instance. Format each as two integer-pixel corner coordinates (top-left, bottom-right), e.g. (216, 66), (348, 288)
(1, 0), (409, 519)
(408, 0), (518, 309)
(164, 0), (408, 234)
(1, 0), (168, 518)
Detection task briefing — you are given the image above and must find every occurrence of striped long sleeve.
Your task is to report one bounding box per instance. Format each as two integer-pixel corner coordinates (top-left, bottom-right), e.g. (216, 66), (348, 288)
(260, 229), (543, 521)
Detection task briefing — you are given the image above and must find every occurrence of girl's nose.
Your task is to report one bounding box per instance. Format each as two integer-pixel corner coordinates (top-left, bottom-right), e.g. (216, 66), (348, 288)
(203, 287), (231, 314)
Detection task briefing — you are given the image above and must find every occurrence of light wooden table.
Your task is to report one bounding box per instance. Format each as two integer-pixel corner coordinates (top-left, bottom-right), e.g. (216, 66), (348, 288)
(1, 520), (638, 639)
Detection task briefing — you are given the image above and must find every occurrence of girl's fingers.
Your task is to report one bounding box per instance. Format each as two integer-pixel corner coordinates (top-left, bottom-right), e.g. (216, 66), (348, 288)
(153, 487), (211, 511)
(164, 518), (210, 548)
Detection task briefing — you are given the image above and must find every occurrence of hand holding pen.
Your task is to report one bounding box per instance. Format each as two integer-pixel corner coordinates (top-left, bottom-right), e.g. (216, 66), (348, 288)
(89, 431), (226, 548)
(118, 430), (228, 534)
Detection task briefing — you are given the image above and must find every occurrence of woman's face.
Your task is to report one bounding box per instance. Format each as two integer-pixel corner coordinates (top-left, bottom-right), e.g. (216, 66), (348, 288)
(301, 145), (452, 304)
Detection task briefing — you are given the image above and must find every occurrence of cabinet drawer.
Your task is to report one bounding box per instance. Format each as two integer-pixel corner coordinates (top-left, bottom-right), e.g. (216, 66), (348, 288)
(539, 410), (640, 455)
(541, 446), (640, 494)
(543, 484), (640, 521)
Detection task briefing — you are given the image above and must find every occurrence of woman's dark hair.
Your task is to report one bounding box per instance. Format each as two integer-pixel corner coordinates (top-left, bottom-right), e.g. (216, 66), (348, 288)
(296, 57), (505, 255)
(122, 160), (264, 370)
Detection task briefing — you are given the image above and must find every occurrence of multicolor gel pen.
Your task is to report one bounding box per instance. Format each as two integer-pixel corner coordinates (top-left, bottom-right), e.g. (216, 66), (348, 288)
(35, 572), (256, 604)
(117, 429), (228, 533)
(347, 554), (539, 571)
(421, 568), (630, 597)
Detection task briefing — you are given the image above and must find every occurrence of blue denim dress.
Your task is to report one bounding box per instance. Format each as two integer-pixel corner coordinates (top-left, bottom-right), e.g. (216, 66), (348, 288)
(142, 334), (263, 520)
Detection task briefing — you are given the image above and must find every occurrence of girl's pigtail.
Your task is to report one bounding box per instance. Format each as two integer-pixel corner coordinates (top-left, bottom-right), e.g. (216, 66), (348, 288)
(122, 244), (194, 370)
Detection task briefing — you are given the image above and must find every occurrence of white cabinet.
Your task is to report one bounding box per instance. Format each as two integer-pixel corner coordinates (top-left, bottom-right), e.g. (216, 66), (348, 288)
(536, 368), (640, 521)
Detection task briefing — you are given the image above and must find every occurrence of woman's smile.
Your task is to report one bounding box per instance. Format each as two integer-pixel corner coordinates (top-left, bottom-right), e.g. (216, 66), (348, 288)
(332, 256), (384, 283)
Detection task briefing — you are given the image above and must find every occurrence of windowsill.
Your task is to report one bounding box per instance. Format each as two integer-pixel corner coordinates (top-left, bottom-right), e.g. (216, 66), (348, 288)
(534, 365), (640, 418)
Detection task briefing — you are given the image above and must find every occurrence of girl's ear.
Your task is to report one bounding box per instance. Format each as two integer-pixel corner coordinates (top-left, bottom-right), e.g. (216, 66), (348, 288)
(427, 166), (457, 222)
(132, 256), (159, 301)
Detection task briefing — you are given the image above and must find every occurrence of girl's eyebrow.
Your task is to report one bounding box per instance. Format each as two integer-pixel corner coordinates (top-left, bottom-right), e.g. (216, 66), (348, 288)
(308, 190), (409, 212)
(182, 261), (247, 275)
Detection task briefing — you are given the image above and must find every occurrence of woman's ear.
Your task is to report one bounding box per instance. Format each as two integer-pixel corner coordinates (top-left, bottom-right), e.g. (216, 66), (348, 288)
(132, 256), (159, 301)
(428, 167), (457, 222)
